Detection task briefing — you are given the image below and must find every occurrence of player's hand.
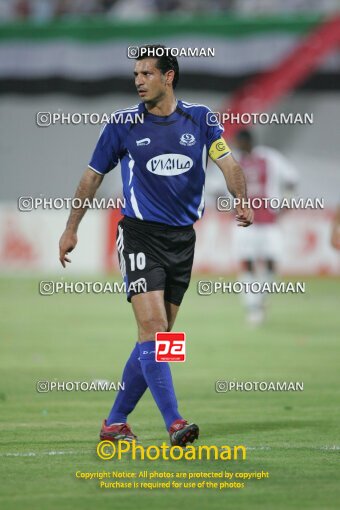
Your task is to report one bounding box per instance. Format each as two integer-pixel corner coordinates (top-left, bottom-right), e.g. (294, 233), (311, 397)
(59, 229), (78, 267)
(235, 204), (254, 227)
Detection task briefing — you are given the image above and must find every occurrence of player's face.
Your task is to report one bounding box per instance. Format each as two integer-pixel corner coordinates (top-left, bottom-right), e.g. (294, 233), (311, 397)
(134, 59), (168, 104)
(235, 137), (252, 154)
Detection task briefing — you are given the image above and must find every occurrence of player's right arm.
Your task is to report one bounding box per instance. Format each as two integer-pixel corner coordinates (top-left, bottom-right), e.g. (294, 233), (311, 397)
(59, 119), (122, 267)
(59, 168), (104, 268)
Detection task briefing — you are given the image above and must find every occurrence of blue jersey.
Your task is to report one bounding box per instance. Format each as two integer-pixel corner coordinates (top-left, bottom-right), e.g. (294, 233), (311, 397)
(89, 100), (223, 226)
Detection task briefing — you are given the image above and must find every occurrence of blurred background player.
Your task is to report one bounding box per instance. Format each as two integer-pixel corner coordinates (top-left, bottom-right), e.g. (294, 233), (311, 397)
(331, 204), (340, 250)
(233, 129), (299, 325)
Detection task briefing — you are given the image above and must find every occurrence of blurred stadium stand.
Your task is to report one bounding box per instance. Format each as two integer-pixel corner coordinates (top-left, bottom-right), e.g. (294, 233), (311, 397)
(0, 0), (339, 20)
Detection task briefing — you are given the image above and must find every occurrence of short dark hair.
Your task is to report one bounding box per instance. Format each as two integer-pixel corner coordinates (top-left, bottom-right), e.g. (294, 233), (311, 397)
(136, 44), (179, 89)
(236, 129), (253, 144)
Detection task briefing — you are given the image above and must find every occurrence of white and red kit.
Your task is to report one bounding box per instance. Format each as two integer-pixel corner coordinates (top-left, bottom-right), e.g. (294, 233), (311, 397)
(234, 146), (298, 260)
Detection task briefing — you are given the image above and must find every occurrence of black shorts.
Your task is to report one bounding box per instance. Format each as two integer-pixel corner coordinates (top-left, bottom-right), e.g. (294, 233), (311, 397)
(116, 216), (196, 306)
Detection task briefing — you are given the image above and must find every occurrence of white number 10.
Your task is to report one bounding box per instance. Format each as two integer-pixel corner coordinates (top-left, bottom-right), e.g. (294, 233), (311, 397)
(129, 252), (146, 271)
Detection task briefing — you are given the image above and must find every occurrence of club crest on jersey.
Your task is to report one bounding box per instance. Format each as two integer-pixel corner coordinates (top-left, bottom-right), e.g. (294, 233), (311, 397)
(146, 154), (193, 176)
(179, 133), (196, 146)
(136, 138), (151, 146)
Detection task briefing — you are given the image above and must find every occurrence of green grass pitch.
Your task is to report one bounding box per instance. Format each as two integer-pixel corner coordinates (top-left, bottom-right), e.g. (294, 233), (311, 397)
(0, 275), (339, 510)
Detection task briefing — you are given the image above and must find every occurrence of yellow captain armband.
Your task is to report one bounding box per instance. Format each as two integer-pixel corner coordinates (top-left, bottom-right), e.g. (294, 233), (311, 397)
(208, 137), (231, 161)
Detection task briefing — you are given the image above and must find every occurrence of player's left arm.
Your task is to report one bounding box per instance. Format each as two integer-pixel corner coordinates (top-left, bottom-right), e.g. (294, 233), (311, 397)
(209, 138), (254, 227)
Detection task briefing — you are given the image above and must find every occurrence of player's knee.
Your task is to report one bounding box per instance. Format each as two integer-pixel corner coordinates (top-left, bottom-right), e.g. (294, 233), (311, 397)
(139, 317), (168, 340)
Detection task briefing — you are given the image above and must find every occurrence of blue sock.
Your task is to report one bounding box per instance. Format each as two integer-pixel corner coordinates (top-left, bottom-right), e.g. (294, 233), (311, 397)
(138, 340), (182, 430)
(107, 343), (148, 425)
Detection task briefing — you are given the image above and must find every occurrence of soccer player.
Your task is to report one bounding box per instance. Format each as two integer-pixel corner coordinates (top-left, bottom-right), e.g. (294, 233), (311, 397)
(59, 45), (253, 446)
(331, 205), (340, 250)
(233, 129), (298, 325)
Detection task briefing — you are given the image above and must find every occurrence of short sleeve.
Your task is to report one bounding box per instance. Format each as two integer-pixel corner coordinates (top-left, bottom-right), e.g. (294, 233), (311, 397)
(261, 147), (299, 187)
(274, 152), (299, 187)
(88, 122), (121, 175)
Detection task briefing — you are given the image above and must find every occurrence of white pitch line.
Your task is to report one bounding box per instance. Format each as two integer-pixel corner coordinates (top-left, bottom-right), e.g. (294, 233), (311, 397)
(1, 445), (339, 457)
(246, 447), (271, 450)
(0, 450), (88, 457)
(246, 445), (340, 451)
